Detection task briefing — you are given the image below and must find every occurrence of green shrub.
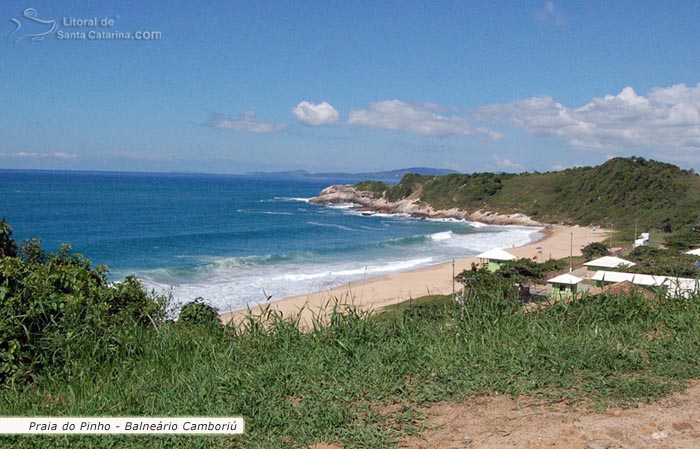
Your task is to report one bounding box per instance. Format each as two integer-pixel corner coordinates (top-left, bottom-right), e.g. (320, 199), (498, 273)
(582, 241), (610, 260)
(0, 218), (18, 258)
(0, 228), (169, 386)
(178, 298), (222, 329)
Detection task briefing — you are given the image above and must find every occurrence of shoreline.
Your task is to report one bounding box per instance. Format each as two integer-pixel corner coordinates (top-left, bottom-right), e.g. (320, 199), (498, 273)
(220, 224), (610, 324)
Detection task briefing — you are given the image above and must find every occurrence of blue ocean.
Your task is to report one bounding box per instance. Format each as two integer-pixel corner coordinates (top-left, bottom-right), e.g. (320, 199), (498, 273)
(0, 170), (541, 312)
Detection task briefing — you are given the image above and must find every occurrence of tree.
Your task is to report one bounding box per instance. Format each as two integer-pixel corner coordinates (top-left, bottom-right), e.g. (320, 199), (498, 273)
(581, 241), (610, 260)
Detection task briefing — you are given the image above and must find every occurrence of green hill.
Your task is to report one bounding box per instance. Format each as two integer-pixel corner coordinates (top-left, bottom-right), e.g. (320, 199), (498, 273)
(355, 157), (700, 232)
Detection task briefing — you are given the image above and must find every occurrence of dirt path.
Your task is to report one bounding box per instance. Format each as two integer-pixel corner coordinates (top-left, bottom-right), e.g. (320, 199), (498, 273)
(399, 382), (700, 449)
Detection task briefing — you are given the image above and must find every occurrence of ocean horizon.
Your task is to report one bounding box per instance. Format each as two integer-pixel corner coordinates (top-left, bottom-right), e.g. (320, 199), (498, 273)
(0, 169), (542, 312)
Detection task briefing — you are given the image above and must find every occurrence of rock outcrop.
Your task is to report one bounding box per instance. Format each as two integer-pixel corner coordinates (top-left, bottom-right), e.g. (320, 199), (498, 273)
(309, 185), (542, 227)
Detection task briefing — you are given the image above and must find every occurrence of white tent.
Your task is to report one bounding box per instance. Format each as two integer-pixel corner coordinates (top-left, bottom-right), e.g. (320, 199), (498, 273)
(684, 248), (700, 256)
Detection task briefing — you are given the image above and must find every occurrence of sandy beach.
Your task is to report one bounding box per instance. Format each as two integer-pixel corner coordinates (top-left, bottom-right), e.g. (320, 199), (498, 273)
(221, 224), (610, 324)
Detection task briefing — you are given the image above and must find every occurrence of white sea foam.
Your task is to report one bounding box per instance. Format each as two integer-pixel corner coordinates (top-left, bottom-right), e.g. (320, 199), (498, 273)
(327, 203), (357, 209)
(307, 221), (356, 231)
(140, 224), (542, 314)
(466, 221), (489, 228)
(430, 230), (453, 241)
(260, 197), (312, 203)
(367, 212), (411, 219)
(273, 257), (434, 282)
(237, 209), (294, 215)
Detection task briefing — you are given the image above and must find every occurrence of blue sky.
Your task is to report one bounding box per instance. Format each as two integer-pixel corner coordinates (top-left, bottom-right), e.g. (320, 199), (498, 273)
(2, 0), (700, 174)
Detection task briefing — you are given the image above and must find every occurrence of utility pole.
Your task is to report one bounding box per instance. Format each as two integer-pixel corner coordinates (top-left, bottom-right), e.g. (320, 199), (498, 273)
(451, 259), (455, 301)
(569, 231), (573, 272)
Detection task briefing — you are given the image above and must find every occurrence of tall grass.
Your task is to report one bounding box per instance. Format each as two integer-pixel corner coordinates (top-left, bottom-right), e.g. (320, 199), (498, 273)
(2, 290), (700, 448)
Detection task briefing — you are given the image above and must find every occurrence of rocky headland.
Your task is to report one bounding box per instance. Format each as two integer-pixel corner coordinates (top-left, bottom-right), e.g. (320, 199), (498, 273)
(310, 184), (542, 227)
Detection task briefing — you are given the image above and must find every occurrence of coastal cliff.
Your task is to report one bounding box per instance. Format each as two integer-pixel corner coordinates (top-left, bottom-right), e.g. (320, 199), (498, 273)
(311, 157), (700, 232)
(310, 184), (542, 226)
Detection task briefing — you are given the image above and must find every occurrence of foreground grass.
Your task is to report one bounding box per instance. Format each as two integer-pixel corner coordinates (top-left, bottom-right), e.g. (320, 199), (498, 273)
(2, 291), (700, 448)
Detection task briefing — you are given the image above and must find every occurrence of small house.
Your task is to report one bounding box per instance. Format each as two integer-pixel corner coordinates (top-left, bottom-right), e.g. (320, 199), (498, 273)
(591, 270), (666, 288)
(583, 256), (636, 276)
(475, 248), (517, 272)
(547, 273), (583, 298)
(663, 277), (700, 299)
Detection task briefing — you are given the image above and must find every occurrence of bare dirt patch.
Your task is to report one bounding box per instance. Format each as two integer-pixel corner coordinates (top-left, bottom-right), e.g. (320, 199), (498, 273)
(399, 381), (700, 449)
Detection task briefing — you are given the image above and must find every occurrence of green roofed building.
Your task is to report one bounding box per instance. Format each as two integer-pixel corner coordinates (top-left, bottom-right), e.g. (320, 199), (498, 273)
(476, 248), (517, 272)
(547, 273), (583, 298)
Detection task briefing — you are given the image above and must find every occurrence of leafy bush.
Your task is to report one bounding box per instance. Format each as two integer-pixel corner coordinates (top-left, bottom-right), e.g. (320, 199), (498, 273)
(178, 298), (222, 329)
(0, 218), (18, 258)
(0, 226), (169, 386)
(18, 238), (46, 264)
(495, 258), (567, 283)
(581, 241), (610, 260)
(457, 265), (520, 301)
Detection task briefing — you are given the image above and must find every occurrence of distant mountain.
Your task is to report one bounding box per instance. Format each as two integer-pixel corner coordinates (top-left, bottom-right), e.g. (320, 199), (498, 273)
(246, 167), (459, 184)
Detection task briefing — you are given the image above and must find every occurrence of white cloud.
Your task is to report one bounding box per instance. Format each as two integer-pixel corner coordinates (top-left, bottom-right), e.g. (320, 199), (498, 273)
(348, 100), (501, 140)
(292, 101), (339, 126)
(208, 111), (286, 134)
(478, 83), (700, 159)
(550, 164), (565, 171)
(11, 152), (43, 158)
(2, 151), (77, 159)
(536, 1), (566, 27)
(493, 155), (525, 172)
(53, 152), (78, 159)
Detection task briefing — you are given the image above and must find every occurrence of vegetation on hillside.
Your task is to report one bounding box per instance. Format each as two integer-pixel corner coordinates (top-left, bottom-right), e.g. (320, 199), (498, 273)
(352, 180), (390, 196)
(663, 221), (700, 251)
(354, 157), (700, 232)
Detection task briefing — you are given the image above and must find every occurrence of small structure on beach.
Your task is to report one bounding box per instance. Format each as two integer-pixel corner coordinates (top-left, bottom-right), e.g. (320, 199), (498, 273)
(476, 248), (517, 272)
(634, 232), (650, 247)
(591, 270), (666, 288)
(583, 256), (635, 276)
(547, 273), (583, 298)
(590, 271), (700, 299)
